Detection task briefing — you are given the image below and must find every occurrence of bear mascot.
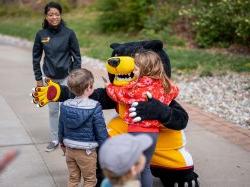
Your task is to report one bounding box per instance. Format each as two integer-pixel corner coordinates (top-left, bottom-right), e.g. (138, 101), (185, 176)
(32, 40), (199, 187)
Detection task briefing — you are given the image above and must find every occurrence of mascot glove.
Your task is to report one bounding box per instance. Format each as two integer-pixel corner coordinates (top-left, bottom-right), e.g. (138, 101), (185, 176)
(32, 79), (61, 107)
(129, 92), (171, 123)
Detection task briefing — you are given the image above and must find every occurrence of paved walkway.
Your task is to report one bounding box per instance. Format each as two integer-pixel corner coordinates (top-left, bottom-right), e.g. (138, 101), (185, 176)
(0, 43), (249, 187)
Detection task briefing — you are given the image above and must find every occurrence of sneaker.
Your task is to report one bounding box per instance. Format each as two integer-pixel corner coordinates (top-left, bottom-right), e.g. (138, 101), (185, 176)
(45, 141), (58, 152)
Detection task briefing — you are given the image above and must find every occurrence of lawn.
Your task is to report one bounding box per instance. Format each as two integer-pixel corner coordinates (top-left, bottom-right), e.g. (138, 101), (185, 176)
(0, 6), (249, 76)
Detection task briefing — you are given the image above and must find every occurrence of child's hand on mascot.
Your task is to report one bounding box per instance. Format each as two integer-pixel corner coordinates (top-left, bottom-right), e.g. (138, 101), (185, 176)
(31, 79), (61, 107)
(101, 76), (109, 87)
(129, 92), (171, 122)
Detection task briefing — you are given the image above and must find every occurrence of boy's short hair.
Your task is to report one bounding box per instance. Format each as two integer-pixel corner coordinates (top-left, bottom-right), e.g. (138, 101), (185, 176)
(99, 134), (152, 176)
(67, 68), (94, 96)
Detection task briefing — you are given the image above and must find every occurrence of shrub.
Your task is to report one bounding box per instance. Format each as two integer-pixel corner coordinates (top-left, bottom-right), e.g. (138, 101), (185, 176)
(96, 0), (181, 33)
(143, 2), (178, 32)
(96, 0), (153, 32)
(180, 0), (250, 47)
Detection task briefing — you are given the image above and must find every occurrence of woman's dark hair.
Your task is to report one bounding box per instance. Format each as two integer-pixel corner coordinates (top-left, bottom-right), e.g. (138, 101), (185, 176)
(42, 1), (65, 29)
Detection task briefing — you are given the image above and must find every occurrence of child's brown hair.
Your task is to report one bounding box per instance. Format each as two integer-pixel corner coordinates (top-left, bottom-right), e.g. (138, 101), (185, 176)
(67, 68), (94, 96)
(134, 50), (171, 93)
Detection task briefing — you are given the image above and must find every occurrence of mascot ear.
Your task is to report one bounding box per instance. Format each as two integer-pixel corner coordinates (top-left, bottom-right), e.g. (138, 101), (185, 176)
(143, 40), (163, 51)
(110, 43), (120, 49)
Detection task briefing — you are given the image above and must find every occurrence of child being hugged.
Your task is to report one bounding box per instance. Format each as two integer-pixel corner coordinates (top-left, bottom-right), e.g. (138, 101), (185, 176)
(59, 68), (108, 187)
(106, 50), (179, 187)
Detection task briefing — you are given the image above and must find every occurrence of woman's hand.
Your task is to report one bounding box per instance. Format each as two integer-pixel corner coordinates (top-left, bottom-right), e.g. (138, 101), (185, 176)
(102, 76), (109, 87)
(36, 80), (44, 87)
(0, 149), (19, 173)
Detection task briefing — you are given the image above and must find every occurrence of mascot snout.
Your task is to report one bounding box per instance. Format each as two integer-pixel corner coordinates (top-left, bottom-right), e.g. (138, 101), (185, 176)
(106, 56), (136, 86)
(107, 58), (120, 67)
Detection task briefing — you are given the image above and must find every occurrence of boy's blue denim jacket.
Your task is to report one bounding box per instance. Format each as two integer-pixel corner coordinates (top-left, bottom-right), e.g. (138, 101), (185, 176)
(58, 97), (108, 149)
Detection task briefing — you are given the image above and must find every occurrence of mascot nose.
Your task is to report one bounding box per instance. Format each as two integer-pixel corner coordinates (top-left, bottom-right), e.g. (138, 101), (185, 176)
(108, 58), (120, 67)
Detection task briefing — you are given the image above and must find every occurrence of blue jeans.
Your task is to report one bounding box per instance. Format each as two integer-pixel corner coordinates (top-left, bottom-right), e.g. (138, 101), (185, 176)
(48, 78), (67, 142)
(130, 132), (158, 187)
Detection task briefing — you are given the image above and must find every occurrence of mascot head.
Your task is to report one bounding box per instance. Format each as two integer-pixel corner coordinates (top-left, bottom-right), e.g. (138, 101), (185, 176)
(106, 40), (171, 86)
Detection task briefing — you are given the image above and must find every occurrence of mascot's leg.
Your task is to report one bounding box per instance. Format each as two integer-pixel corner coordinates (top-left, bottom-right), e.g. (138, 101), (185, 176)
(150, 148), (199, 187)
(150, 128), (199, 186)
(151, 166), (199, 187)
(96, 117), (128, 187)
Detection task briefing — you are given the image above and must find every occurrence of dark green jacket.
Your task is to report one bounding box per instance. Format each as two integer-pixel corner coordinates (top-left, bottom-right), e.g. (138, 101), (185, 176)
(32, 23), (81, 81)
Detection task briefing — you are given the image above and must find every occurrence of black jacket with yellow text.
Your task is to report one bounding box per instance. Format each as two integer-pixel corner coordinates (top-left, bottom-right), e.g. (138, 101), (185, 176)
(32, 23), (81, 81)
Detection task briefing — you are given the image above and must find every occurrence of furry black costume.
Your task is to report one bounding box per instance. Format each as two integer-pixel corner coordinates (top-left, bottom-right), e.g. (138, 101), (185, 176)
(105, 40), (199, 187)
(32, 40), (199, 187)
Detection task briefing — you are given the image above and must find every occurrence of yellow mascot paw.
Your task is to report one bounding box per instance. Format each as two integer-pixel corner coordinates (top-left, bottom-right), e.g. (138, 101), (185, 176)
(32, 79), (61, 107)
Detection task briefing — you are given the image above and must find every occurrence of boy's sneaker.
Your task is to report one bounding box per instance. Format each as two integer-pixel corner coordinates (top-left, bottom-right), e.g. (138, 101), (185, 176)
(45, 141), (58, 152)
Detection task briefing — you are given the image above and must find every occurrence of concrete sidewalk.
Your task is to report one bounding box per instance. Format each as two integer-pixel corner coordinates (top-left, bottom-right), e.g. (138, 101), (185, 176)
(0, 44), (249, 187)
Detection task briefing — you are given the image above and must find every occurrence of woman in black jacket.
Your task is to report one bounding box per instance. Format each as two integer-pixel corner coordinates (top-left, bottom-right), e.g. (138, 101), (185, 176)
(32, 1), (81, 152)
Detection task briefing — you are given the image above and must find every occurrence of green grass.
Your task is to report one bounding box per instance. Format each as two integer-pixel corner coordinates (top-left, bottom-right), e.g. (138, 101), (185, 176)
(0, 6), (249, 75)
(168, 47), (250, 75)
(0, 16), (40, 40)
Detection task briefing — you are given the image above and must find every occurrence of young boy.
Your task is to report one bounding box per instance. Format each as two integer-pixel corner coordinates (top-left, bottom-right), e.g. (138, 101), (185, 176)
(58, 68), (108, 187)
(99, 134), (153, 187)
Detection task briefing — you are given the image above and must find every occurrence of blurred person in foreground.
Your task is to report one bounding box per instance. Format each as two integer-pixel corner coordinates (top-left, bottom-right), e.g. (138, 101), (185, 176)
(0, 150), (19, 174)
(99, 134), (152, 187)
(32, 1), (81, 152)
